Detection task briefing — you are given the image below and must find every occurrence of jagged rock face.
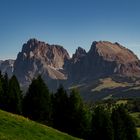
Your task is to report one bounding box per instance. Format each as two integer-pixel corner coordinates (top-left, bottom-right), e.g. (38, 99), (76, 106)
(0, 60), (15, 77)
(65, 41), (140, 83)
(13, 39), (140, 90)
(89, 41), (140, 76)
(14, 39), (70, 86)
(72, 47), (87, 63)
(64, 47), (88, 83)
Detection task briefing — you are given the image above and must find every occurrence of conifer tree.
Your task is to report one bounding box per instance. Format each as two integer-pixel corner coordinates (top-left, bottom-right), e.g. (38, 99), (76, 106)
(0, 73), (9, 110)
(111, 105), (138, 140)
(67, 89), (92, 139)
(0, 77), (4, 109)
(23, 75), (51, 124)
(91, 105), (114, 140)
(7, 75), (22, 114)
(52, 85), (69, 131)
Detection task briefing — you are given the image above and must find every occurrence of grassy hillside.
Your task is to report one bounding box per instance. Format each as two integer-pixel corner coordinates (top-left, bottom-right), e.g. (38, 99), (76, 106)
(75, 77), (140, 101)
(0, 110), (81, 140)
(91, 78), (129, 92)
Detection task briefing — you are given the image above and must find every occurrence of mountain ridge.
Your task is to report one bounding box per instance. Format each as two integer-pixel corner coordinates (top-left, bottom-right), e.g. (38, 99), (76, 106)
(1, 38), (140, 100)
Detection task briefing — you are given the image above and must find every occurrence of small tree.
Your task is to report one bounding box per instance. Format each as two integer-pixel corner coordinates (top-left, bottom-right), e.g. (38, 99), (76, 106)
(23, 75), (51, 124)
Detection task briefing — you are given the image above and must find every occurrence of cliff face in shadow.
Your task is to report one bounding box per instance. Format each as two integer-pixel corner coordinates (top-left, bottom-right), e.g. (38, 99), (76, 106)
(64, 41), (140, 84)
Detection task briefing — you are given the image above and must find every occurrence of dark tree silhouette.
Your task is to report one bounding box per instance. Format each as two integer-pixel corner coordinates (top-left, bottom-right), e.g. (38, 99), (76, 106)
(23, 75), (51, 124)
(91, 105), (114, 140)
(67, 89), (92, 139)
(52, 85), (69, 131)
(111, 105), (138, 140)
(7, 75), (22, 114)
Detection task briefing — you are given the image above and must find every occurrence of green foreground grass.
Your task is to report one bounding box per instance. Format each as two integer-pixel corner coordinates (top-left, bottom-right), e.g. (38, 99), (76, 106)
(0, 110), (81, 140)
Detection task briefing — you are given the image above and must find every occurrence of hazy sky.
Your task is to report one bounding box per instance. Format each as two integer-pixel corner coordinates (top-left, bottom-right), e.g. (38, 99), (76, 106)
(0, 0), (140, 60)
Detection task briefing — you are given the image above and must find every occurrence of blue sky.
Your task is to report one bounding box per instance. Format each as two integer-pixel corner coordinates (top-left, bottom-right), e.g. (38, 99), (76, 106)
(0, 0), (140, 60)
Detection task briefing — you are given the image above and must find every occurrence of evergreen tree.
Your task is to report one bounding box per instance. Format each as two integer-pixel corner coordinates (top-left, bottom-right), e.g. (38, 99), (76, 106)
(0, 73), (9, 110)
(2, 73), (9, 110)
(23, 75), (51, 124)
(52, 85), (69, 131)
(111, 105), (138, 140)
(7, 75), (22, 114)
(0, 71), (2, 79)
(0, 77), (4, 109)
(67, 89), (92, 139)
(91, 105), (114, 140)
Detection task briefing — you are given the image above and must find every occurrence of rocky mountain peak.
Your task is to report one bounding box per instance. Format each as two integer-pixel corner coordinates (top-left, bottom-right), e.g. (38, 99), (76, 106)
(72, 47), (87, 63)
(65, 41), (140, 83)
(20, 38), (70, 68)
(0, 59), (15, 77)
(75, 47), (86, 56)
(89, 41), (139, 63)
(14, 39), (70, 86)
(22, 38), (46, 53)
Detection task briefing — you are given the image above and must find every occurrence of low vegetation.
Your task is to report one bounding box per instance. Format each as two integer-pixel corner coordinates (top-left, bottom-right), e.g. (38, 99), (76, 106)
(91, 78), (129, 92)
(0, 109), (80, 140)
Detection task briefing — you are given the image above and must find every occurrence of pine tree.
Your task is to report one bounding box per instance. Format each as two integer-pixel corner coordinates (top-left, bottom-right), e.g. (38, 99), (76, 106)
(111, 105), (138, 140)
(0, 73), (9, 110)
(23, 75), (51, 124)
(2, 73), (9, 110)
(52, 85), (69, 131)
(7, 75), (22, 114)
(91, 105), (114, 140)
(0, 77), (4, 109)
(68, 89), (92, 139)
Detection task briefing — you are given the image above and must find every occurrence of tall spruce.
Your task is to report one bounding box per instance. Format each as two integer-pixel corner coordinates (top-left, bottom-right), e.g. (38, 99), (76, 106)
(91, 106), (114, 140)
(23, 75), (51, 124)
(0, 76), (4, 109)
(0, 73), (10, 111)
(52, 85), (69, 131)
(111, 105), (138, 140)
(7, 75), (22, 114)
(67, 89), (92, 139)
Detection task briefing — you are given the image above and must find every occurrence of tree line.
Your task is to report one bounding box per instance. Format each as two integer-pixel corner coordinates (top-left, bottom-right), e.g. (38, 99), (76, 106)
(0, 72), (139, 140)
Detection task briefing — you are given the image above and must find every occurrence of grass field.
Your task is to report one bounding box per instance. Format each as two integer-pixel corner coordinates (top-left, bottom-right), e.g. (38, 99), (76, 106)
(91, 78), (128, 92)
(0, 110), (81, 140)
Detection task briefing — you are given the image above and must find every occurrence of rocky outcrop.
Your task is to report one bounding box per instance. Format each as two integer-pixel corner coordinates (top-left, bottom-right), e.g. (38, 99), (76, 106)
(88, 41), (140, 76)
(65, 41), (140, 84)
(71, 47), (87, 63)
(14, 39), (70, 87)
(0, 60), (15, 77)
(64, 47), (87, 83)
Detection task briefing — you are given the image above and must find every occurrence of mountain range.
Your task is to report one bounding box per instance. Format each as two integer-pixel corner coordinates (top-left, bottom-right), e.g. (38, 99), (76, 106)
(1, 39), (140, 101)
